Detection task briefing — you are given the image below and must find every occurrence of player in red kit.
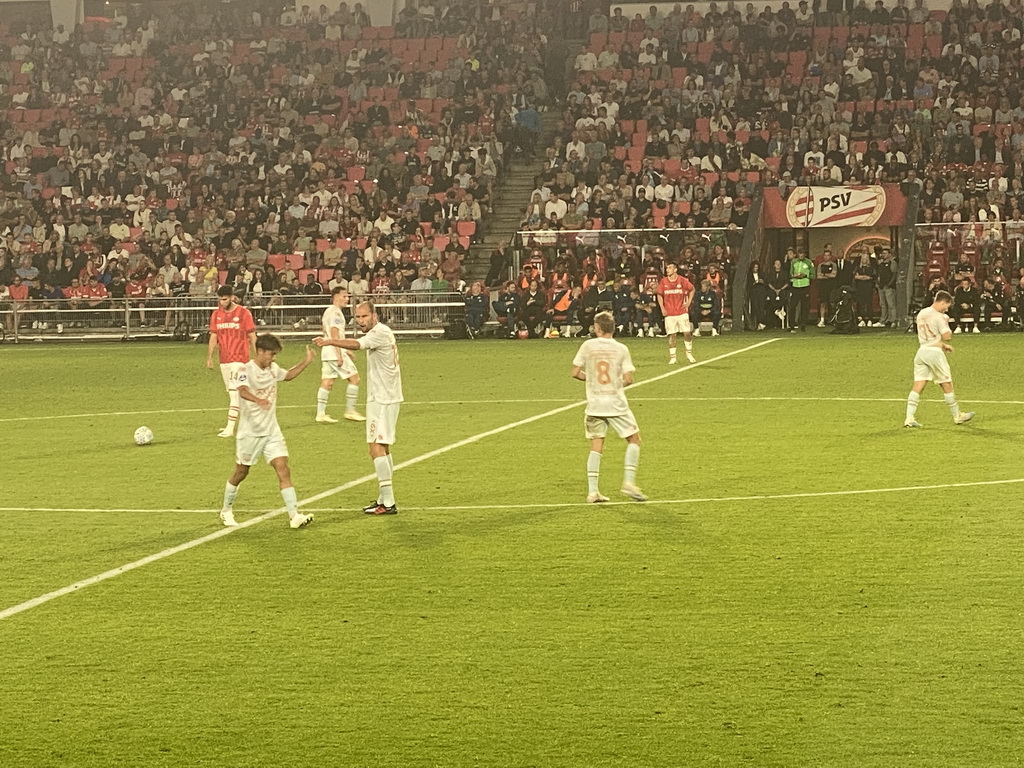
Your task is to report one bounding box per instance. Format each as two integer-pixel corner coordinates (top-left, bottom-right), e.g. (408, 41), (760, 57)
(207, 285), (257, 437)
(657, 262), (696, 365)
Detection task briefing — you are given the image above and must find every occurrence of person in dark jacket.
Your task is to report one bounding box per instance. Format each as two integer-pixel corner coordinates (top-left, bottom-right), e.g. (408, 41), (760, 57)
(690, 278), (722, 335)
(491, 281), (520, 337)
(464, 281), (488, 337)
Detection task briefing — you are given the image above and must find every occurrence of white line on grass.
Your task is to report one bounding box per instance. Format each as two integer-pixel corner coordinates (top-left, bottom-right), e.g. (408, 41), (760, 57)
(3, 395), (1019, 425)
(7, 474), (1024, 515)
(0, 338), (780, 621)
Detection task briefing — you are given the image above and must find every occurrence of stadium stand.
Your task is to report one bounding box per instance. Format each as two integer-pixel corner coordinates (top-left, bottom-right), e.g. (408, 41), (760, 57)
(0, 0), (552, 336)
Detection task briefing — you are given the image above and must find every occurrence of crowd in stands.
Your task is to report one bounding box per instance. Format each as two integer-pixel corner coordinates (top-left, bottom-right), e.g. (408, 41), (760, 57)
(502, 0), (1024, 334)
(0, 0), (554, 331)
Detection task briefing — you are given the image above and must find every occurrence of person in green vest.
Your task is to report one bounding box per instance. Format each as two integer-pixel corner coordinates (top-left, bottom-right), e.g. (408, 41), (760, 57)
(789, 250), (815, 332)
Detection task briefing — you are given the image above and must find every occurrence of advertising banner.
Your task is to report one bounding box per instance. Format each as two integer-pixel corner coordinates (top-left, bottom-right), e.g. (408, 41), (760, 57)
(763, 185), (907, 228)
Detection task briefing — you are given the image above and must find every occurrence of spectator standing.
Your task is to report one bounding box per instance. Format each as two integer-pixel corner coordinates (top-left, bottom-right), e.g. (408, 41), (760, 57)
(789, 250), (814, 332)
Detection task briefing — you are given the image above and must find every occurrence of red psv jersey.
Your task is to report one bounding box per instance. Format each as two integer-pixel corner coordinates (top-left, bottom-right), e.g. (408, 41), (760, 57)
(209, 305), (256, 364)
(657, 275), (694, 317)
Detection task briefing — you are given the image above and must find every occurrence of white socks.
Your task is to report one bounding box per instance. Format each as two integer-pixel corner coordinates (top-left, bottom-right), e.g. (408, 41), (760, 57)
(944, 391), (960, 419)
(587, 451), (602, 494)
(374, 456), (395, 506)
(280, 486), (299, 519)
(223, 482), (238, 510)
(316, 387), (330, 416)
(624, 443), (640, 485)
(226, 390), (240, 431)
(906, 391), (920, 421)
(346, 383), (359, 411)
(684, 340), (693, 353)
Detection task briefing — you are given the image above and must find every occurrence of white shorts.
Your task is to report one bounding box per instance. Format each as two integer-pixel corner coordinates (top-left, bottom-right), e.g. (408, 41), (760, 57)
(321, 355), (357, 380)
(585, 410), (640, 440)
(665, 314), (692, 335)
(913, 346), (952, 384)
(220, 362), (245, 392)
(367, 401), (400, 445)
(236, 432), (288, 466)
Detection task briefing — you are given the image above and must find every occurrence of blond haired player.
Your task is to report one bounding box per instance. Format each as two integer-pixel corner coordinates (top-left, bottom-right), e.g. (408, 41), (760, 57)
(315, 301), (403, 515)
(315, 286), (366, 423)
(905, 290), (975, 428)
(571, 311), (647, 503)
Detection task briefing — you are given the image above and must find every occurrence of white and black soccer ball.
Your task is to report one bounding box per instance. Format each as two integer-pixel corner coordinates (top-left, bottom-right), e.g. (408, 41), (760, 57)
(134, 426), (154, 446)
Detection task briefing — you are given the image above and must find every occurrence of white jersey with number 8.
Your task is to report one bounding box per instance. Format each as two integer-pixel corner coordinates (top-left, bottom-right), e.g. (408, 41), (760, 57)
(573, 337), (636, 417)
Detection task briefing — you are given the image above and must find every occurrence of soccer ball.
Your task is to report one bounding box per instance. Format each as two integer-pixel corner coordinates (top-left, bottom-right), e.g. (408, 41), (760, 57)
(134, 426), (154, 446)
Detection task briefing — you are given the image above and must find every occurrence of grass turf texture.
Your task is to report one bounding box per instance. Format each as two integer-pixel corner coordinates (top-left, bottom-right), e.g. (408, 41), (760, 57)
(2, 332), (1023, 767)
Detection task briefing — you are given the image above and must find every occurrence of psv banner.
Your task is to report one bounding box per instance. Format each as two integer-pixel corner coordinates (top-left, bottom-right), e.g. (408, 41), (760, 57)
(784, 185), (888, 228)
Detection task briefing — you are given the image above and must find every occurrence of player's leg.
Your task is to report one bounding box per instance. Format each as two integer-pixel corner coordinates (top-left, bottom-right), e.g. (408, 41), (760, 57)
(316, 361), (338, 423)
(219, 363), (241, 437)
(221, 439), (255, 526)
(365, 403), (399, 514)
(344, 370), (365, 421)
(904, 378), (928, 428)
(939, 379), (974, 424)
(613, 413), (647, 501)
(667, 317), (678, 364)
(681, 315), (696, 363)
(270, 449), (313, 528)
(584, 415), (608, 502)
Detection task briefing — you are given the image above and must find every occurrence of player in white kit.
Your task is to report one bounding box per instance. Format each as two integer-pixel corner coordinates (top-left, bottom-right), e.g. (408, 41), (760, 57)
(315, 286), (366, 424)
(315, 301), (404, 515)
(571, 311), (648, 502)
(905, 290), (975, 428)
(220, 333), (317, 529)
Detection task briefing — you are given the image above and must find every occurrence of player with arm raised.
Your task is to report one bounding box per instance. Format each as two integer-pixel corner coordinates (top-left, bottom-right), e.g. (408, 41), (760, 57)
(572, 311), (647, 503)
(904, 290), (975, 428)
(220, 333), (317, 529)
(315, 300), (404, 515)
(657, 261), (696, 365)
(315, 286), (366, 424)
(207, 285), (257, 438)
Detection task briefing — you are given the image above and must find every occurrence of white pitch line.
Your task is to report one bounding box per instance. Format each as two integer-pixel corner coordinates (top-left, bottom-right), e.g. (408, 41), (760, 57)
(7, 474), (1024, 516)
(3, 394), (1020, 425)
(0, 338), (780, 621)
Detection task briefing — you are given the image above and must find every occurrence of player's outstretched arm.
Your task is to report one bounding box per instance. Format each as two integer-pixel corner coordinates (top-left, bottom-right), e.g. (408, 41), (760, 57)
(284, 346), (317, 381)
(206, 332), (218, 368)
(571, 365), (586, 381)
(314, 336), (360, 351)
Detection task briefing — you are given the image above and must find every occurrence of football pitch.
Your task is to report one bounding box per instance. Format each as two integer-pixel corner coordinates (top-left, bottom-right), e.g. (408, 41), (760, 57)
(3, 331), (1024, 767)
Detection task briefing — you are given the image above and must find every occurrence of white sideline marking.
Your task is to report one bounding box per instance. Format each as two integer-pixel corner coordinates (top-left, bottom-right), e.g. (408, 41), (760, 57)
(8, 474), (1024, 516)
(2, 394), (1019, 425)
(0, 339), (780, 621)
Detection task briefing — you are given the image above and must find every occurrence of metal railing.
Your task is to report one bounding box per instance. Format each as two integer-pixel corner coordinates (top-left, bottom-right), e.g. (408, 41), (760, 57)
(0, 291), (469, 344)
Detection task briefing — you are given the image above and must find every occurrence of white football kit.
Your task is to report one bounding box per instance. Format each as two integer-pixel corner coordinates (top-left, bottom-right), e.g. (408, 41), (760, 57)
(320, 305), (358, 379)
(914, 306), (952, 384)
(573, 337), (640, 439)
(358, 321), (403, 444)
(235, 361), (289, 465)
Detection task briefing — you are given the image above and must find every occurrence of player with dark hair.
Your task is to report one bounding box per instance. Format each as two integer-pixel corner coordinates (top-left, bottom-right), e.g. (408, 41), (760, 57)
(904, 290), (976, 428)
(207, 285), (256, 437)
(657, 262), (696, 364)
(315, 286), (365, 423)
(220, 333), (317, 529)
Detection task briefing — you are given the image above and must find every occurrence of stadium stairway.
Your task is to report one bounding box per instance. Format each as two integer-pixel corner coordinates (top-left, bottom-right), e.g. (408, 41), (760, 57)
(465, 110), (562, 283)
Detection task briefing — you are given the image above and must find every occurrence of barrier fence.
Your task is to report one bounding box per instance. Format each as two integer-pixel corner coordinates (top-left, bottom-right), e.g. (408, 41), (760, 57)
(0, 291), (468, 344)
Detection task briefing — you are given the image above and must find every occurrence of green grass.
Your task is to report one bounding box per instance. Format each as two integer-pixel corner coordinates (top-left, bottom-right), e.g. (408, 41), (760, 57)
(3, 331), (1024, 767)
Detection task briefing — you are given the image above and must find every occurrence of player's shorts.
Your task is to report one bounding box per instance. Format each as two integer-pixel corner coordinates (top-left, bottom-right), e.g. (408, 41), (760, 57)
(913, 345), (952, 384)
(220, 361), (245, 392)
(321, 355), (357, 380)
(585, 410), (640, 440)
(367, 401), (400, 445)
(665, 314), (692, 335)
(235, 432), (288, 466)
